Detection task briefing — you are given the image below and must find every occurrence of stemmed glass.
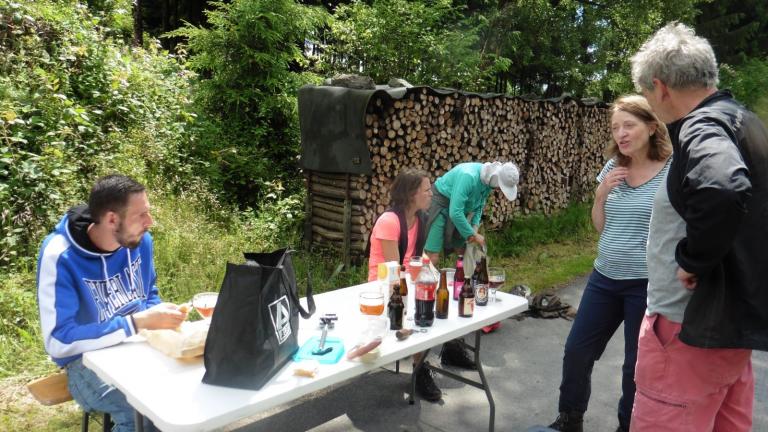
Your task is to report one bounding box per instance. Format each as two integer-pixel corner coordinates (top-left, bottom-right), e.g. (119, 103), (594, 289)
(192, 292), (218, 322)
(488, 268), (505, 303)
(407, 256), (423, 282)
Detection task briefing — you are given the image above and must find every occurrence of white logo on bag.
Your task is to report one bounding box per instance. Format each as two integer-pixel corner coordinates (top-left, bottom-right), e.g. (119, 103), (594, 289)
(268, 296), (292, 344)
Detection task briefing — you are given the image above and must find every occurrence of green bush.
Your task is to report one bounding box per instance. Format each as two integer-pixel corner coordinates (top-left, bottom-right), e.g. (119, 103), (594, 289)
(169, 0), (328, 207)
(0, 271), (48, 378)
(322, 0), (490, 90)
(0, 0), (200, 269)
(150, 184), (307, 303)
(720, 58), (768, 117)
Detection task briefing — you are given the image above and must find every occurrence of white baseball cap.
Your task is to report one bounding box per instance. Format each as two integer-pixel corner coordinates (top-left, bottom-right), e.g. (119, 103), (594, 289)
(482, 161), (520, 201)
(497, 162), (519, 201)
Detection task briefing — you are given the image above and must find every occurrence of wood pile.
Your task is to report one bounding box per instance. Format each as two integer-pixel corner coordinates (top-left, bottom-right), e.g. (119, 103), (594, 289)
(306, 87), (610, 259)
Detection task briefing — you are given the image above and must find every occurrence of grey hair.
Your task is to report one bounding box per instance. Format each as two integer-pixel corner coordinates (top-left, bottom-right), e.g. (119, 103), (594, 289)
(631, 22), (719, 92)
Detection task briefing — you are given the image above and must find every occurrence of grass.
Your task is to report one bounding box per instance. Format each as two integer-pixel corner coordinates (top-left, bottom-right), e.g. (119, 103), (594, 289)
(496, 236), (597, 292)
(0, 198), (597, 430)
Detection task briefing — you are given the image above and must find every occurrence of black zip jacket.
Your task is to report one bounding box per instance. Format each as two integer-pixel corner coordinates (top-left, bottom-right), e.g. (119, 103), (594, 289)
(668, 90), (768, 350)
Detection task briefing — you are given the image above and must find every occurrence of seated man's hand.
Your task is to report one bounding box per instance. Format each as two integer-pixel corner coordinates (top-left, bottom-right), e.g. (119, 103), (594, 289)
(132, 303), (188, 331)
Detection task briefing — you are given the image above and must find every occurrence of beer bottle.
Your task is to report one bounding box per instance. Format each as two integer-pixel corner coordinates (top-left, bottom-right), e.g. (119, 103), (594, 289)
(458, 276), (474, 317)
(399, 265), (408, 317)
(453, 254), (464, 300)
(474, 256), (489, 306)
(399, 265), (408, 297)
(388, 290), (404, 330)
(436, 269), (450, 319)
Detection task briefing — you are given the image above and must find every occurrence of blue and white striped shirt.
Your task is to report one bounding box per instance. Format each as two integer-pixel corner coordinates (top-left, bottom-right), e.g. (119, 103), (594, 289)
(594, 158), (671, 280)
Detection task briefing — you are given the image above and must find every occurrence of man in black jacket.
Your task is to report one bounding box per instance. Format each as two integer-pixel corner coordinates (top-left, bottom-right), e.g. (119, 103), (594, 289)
(628, 22), (768, 431)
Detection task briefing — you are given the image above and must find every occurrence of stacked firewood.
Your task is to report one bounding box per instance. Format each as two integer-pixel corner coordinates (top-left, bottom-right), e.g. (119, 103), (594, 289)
(307, 172), (370, 253)
(306, 87), (610, 256)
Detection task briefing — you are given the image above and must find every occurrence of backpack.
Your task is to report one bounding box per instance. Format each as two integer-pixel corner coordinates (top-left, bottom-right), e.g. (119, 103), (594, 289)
(525, 292), (576, 320)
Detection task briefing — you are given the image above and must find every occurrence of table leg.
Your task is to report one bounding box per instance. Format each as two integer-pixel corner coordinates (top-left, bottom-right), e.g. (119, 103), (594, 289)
(473, 331), (495, 432)
(409, 348), (432, 405)
(417, 332), (495, 431)
(135, 411), (144, 432)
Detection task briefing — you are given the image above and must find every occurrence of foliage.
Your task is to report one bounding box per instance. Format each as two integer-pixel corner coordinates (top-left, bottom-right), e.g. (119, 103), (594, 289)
(169, 0), (328, 207)
(0, 271), (48, 378)
(0, 0), (200, 269)
(83, 0), (134, 42)
(470, 0), (701, 98)
(720, 58), (768, 116)
(321, 0), (492, 90)
(150, 185), (307, 304)
(696, 0), (768, 66)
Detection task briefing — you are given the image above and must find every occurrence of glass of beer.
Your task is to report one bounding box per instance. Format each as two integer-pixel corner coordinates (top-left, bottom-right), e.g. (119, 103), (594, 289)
(488, 268), (505, 303)
(192, 292), (218, 322)
(359, 292), (385, 316)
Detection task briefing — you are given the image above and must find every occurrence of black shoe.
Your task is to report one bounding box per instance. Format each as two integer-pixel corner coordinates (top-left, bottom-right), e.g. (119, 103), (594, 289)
(440, 340), (477, 370)
(615, 426), (628, 432)
(414, 362), (442, 402)
(548, 411), (583, 432)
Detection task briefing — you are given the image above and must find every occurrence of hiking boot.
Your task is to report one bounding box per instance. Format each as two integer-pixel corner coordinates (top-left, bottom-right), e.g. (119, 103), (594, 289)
(548, 411), (583, 432)
(440, 339), (477, 370)
(415, 362), (441, 402)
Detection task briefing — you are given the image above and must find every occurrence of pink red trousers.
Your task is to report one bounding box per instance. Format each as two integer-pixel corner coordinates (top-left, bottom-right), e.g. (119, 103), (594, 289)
(630, 313), (753, 432)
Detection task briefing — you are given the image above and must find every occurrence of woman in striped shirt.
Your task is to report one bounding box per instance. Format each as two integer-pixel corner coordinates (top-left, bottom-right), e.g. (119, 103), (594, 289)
(549, 95), (672, 432)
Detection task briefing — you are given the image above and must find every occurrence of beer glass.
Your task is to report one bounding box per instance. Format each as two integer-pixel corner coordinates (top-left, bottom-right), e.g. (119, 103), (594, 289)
(359, 292), (385, 316)
(488, 268), (505, 303)
(192, 292), (218, 322)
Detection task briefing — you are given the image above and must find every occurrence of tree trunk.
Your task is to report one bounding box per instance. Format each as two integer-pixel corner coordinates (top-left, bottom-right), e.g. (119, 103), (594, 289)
(133, 0), (144, 48)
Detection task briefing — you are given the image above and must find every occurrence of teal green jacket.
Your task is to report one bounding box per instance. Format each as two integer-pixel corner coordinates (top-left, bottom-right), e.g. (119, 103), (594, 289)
(434, 162), (492, 240)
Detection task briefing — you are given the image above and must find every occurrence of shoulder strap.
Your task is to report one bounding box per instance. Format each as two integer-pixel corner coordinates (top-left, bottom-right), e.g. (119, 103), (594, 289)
(413, 210), (427, 257)
(281, 269), (316, 319)
(393, 208), (408, 265)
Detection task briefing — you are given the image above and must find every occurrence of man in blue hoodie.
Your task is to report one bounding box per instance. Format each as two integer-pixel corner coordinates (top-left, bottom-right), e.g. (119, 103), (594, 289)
(37, 174), (187, 431)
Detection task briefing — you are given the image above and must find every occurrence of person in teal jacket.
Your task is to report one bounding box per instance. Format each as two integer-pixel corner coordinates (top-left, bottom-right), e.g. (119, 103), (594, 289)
(425, 161), (519, 264)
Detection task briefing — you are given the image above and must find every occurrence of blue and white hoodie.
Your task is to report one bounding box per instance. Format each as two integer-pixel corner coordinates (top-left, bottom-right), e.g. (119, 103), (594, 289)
(37, 205), (161, 367)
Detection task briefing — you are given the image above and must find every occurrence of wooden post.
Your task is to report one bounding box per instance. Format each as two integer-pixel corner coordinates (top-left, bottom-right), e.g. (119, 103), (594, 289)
(342, 173), (352, 269)
(303, 172), (314, 251)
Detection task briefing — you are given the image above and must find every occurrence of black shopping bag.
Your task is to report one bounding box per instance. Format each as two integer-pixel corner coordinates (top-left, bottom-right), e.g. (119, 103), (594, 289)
(202, 248), (315, 390)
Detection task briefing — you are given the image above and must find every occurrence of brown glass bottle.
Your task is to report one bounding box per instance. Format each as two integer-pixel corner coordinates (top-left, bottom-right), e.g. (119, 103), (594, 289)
(399, 265), (408, 297)
(399, 265), (408, 317)
(436, 269), (450, 319)
(474, 256), (489, 307)
(458, 277), (474, 318)
(388, 290), (404, 330)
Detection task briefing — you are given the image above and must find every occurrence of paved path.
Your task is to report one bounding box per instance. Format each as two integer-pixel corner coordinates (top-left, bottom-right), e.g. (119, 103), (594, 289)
(229, 274), (767, 431)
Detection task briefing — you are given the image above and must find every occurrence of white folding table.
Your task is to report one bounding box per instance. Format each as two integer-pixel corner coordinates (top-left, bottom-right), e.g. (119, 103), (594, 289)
(83, 281), (528, 431)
